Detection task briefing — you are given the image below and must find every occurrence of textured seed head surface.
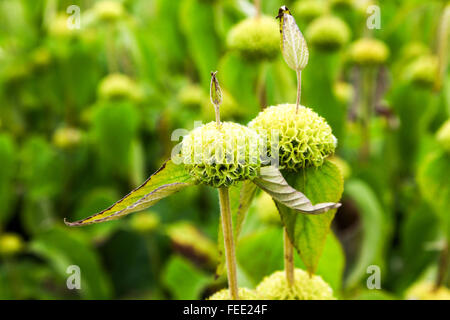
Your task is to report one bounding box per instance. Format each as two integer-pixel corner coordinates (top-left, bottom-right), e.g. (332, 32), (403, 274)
(249, 104), (336, 171)
(181, 122), (261, 188)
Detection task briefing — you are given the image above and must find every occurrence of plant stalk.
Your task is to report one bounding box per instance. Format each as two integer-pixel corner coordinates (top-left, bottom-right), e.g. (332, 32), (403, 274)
(296, 69), (302, 114)
(284, 228), (295, 287)
(218, 187), (239, 300)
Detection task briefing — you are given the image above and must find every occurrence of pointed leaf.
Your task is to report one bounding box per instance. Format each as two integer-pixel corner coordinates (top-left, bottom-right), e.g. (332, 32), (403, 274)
(65, 160), (195, 226)
(280, 13), (309, 71)
(253, 166), (340, 213)
(276, 161), (344, 274)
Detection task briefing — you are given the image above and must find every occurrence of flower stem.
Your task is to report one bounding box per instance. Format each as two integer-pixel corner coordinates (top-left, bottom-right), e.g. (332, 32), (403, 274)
(284, 228), (295, 287)
(218, 187), (239, 300)
(296, 69), (302, 114)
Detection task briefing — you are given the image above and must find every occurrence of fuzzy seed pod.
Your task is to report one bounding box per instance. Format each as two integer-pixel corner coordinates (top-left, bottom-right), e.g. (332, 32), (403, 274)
(208, 288), (259, 300)
(403, 55), (438, 87)
(306, 16), (350, 51)
(181, 122), (261, 188)
(255, 192), (281, 224)
(406, 282), (450, 300)
(294, 0), (329, 23)
(248, 104), (336, 171)
(348, 38), (389, 65)
(94, 1), (124, 22)
(98, 73), (142, 101)
(52, 127), (83, 149)
(436, 119), (450, 152)
(227, 16), (279, 61)
(0, 233), (24, 257)
(256, 269), (335, 300)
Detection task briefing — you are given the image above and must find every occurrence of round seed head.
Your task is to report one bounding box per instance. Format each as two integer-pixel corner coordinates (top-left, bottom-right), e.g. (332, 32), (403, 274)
(208, 288), (259, 300)
(256, 269), (335, 300)
(227, 16), (279, 61)
(348, 38), (389, 65)
(306, 16), (350, 51)
(94, 1), (125, 22)
(181, 122), (261, 188)
(98, 73), (142, 101)
(294, 0), (328, 23)
(248, 104), (336, 171)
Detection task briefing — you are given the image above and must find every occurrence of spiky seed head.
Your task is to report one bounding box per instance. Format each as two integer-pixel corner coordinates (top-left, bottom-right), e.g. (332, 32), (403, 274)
(227, 16), (279, 61)
(348, 38), (390, 65)
(256, 269), (336, 300)
(208, 288), (259, 300)
(306, 16), (350, 51)
(248, 104), (336, 171)
(181, 122), (261, 188)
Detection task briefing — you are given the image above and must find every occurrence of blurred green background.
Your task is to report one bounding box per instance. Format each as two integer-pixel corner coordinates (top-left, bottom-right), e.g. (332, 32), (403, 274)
(0, 0), (449, 300)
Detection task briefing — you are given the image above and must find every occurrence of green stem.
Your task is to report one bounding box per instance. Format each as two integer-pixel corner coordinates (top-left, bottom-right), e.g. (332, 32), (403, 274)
(284, 228), (295, 287)
(218, 187), (239, 300)
(296, 69), (302, 113)
(360, 67), (375, 160)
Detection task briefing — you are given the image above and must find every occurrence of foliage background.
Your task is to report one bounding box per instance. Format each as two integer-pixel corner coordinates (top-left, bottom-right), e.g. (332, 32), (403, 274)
(0, 0), (448, 299)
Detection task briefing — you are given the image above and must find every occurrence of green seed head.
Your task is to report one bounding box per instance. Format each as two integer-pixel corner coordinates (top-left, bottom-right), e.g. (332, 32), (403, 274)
(94, 1), (125, 22)
(403, 55), (438, 87)
(178, 84), (207, 111)
(306, 16), (350, 51)
(208, 288), (259, 300)
(181, 122), (261, 188)
(98, 73), (142, 101)
(0, 233), (24, 257)
(348, 38), (390, 65)
(436, 119), (450, 152)
(256, 269), (335, 300)
(294, 0), (329, 23)
(227, 16), (279, 61)
(248, 104), (336, 171)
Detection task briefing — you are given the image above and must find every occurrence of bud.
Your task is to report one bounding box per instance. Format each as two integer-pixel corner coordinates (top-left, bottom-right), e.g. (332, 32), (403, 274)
(348, 38), (390, 65)
(0, 233), (24, 257)
(256, 269), (335, 300)
(306, 16), (350, 51)
(181, 122), (261, 188)
(227, 16), (279, 61)
(208, 288), (259, 300)
(249, 104), (336, 171)
(436, 119), (450, 152)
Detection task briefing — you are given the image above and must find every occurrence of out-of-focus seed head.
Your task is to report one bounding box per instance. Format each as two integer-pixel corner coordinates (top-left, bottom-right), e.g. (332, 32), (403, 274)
(0, 233), (24, 257)
(178, 84), (207, 111)
(294, 0), (329, 23)
(403, 55), (438, 87)
(406, 282), (450, 300)
(52, 127), (83, 149)
(436, 119), (450, 152)
(227, 16), (279, 61)
(348, 38), (389, 65)
(208, 288), (259, 300)
(306, 16), (350, 51)
(98, 73), (142, 101)
(248, 104), (336, 171)
(94, 1), (125, 22)
(256, 269), (336, 300)
(181, 122), (261, 188)
(333, 81), (354, 105)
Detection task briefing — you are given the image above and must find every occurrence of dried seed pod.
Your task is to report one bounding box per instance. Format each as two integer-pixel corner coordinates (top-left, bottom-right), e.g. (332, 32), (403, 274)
(249, 104), (336, 171)
(256, 269), (335, 300)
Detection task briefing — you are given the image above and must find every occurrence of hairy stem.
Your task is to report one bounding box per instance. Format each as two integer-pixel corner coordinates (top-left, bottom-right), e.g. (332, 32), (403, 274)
(296, 69), (302, 113)
(284, 228), (295, 287)
(219, 187), (239, 300)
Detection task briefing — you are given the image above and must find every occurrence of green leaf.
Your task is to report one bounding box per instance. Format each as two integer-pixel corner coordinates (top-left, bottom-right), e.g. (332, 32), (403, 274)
(344, 179), (386, 288)
(418, 151), (450, 238)
(276, 161), (344, 274)
(280, 12), (309, 71)
(29, 227), (112, 299)
(65, 159), (195, 226)
(162, 255), (211, 300)
(254, 166), (340, 213)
